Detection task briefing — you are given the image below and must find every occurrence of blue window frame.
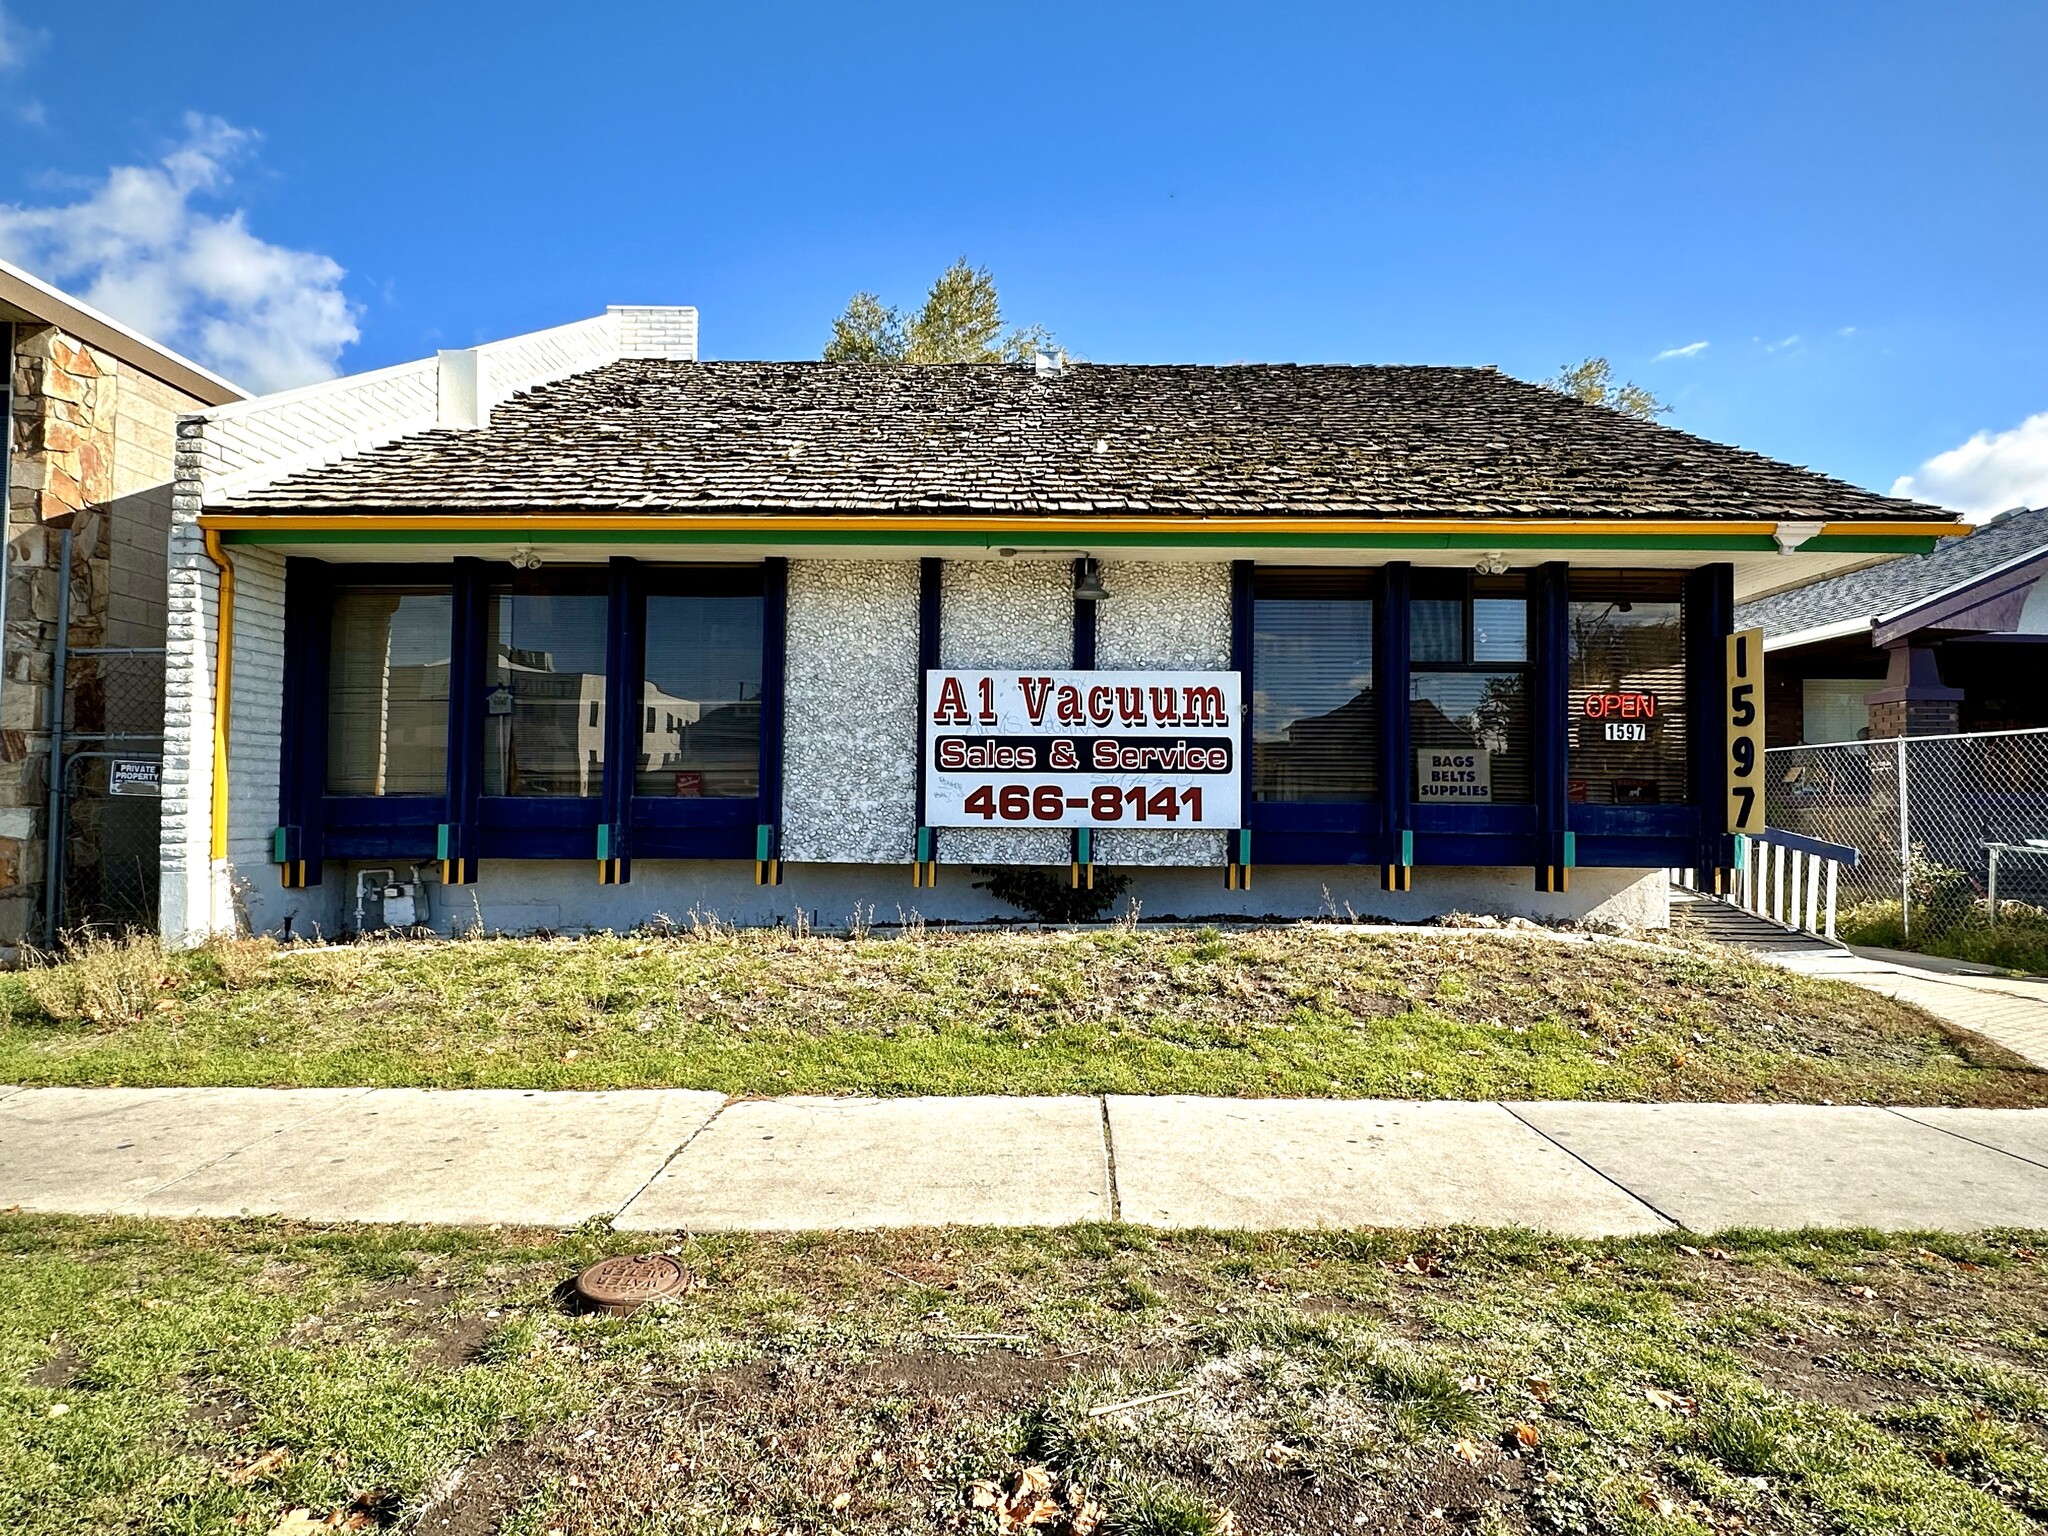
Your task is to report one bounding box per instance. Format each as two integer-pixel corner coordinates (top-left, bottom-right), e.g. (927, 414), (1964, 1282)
(1243, 566), (1386, 865)
(1230, 560), (1733, 875)
(277, 556), (785, 884)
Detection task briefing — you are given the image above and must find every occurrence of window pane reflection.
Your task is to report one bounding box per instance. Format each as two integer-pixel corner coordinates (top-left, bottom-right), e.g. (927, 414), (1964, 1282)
(1410, 672), (1532, 803)
(484, 589), (607, 797)
(1410, 599), (1463, 663)
(326, 588), (450, 796)
(1253, 594), (1376, 801)
(1472, 598), (1528, 662)
(638, 594), (763, 797)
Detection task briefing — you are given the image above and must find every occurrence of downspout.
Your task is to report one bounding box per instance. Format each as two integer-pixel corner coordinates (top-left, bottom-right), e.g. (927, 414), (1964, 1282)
(201, 527), (234, 862)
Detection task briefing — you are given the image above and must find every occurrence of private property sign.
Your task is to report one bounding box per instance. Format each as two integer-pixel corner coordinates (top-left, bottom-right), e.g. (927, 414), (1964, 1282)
(924, 669), (1242, 829)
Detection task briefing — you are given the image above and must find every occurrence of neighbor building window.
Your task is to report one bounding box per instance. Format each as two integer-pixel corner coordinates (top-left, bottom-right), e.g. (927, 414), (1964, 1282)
(637, 576), (765, 798)
(483, 578), (609, 797)
(1252, 568), (1377, 802)
(1409, 573), (1532, 804)
(326, 585), (451, 796)
(1802, 678), (1879, 744)
(1567, 574), (1689, 805)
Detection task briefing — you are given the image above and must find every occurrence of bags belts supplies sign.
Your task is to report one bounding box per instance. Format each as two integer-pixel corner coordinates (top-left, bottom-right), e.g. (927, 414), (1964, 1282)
(925, 670), (1242, 829)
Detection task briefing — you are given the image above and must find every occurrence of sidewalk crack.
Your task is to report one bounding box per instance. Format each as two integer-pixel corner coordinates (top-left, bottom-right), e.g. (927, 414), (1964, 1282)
(610, 1095), (732, 1226)
(1499, 1104), (1683, 1231)
(1097, 1096), (1122, 1223)
(1882, 1106), (2048, 1173)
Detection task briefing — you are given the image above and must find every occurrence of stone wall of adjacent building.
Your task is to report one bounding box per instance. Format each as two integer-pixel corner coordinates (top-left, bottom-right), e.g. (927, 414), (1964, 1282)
(2, 324), (207, 953)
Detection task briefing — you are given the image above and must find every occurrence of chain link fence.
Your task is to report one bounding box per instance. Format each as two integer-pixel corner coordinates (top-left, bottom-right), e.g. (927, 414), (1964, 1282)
(54, 648), (164, 936)
(1765, 727), (2048, 931)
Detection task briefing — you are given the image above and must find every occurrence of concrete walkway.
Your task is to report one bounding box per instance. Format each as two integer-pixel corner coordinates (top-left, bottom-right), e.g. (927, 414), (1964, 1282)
(3, 1084), (2045, 1237)
(1670, 887), (2048, 1069)
(1751, 941), (2048, 1069)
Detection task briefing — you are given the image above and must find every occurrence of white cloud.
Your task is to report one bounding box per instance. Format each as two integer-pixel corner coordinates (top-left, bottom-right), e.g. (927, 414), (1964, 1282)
(0, 114), (357, 391)
(1891, 411), (2048, 520)
(1655, 341), (1709, 361)
(0, 1), (46, 123)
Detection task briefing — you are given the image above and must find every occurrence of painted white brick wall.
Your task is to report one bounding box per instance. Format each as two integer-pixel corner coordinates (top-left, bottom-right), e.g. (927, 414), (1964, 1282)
(159, 534), (287, 944)
(225, 547), (286, 925)
(1094, 561), (1234, 867)
(160, 517), (219, 945)
(781, 560), (920, 863)
(611, 306), (699, 359)
(183, 359), (440, 507)
(180, 307), (699, 506)
(473, 315), (628, 410)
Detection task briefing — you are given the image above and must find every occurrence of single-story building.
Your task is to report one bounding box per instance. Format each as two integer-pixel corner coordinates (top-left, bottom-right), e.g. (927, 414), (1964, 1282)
(1737, 503), (2048, 745)
(160, 306), (1963, 941)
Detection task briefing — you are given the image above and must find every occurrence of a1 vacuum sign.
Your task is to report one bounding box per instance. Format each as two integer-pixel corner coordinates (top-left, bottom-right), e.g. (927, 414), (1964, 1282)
(924, 670), (1242, 830)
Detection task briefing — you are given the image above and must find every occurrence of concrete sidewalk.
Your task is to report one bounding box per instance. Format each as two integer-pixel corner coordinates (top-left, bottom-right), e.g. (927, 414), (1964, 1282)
(1756, 943), (2048, 1069)
(3, 1084), (2044, 1236)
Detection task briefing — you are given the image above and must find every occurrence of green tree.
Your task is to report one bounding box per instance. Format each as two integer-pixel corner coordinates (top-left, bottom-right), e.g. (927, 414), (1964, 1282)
(1547, 357), (1667, 421)
(824, 259), (1055, 364)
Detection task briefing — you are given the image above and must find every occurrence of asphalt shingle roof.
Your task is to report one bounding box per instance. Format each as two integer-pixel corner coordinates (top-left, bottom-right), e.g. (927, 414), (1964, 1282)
(1736, 504), (2048, 638)
(224, 359), (1950, 521)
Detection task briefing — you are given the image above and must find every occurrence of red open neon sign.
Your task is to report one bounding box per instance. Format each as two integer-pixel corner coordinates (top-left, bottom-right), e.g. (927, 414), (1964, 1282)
(1582, 691), (1658, 719)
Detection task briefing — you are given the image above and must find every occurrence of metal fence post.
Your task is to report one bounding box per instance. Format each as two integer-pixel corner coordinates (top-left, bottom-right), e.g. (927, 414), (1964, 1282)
(40, 523), (71, 946)
(1895, 735), (1911, 938)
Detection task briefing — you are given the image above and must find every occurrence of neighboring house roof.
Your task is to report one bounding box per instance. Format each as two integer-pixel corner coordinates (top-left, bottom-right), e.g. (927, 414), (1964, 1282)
(218, 358), (1951, 521)
(0, 256), (245, 406)
(1737, 504), (2048, 645)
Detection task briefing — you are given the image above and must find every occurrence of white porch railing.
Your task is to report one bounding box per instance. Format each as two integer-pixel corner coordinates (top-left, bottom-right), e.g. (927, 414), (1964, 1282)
(1672, 827), (1861, 942)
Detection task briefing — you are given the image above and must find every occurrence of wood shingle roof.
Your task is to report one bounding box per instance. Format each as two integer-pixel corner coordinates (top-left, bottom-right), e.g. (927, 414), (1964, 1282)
(221, 359), (1948, 521)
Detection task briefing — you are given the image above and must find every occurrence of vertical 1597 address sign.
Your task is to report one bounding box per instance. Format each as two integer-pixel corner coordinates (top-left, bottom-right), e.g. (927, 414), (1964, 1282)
(1725, 627), (1765, 834)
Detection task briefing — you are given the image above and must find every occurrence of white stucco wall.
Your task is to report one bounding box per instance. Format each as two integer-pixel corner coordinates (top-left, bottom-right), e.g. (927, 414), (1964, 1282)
(1093, 560), (1234, 867)
(938, 559), (1072, 866)
(781, 559), (920, 863)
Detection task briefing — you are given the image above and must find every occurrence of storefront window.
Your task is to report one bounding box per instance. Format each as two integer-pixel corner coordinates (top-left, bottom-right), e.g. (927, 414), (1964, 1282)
(1567, 575), (1688, 804)
(638, 592), (764, 797)
(326, 586), (450, 796)
(1410, 575), (1532, 803)
(483, 581), (608, 797)
(1252, 569), (1376, 801)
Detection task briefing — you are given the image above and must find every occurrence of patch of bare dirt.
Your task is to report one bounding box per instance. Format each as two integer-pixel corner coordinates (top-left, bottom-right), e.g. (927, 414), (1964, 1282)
(289, 1280), (498, 1370)
(28, 1341), (79, 1388)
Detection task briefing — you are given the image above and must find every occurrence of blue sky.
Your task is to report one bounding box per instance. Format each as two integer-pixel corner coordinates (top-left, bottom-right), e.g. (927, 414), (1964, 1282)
(2, 1), (2044, 513)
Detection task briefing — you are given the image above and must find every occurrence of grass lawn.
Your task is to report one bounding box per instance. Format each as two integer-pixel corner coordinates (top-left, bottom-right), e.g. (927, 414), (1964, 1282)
(5, 1215), (2048, 1535)
(3, 926), (2044, 1105)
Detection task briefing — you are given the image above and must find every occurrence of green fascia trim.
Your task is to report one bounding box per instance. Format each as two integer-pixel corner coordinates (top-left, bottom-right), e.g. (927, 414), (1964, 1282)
(221, 527), (1944, 555)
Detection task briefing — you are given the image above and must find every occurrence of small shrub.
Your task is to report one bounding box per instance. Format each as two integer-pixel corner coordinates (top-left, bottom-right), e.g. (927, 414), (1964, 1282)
(1906, 844), (1973, 940)
(974, 865), (1133, 924)
(21, 931), (167, 1027)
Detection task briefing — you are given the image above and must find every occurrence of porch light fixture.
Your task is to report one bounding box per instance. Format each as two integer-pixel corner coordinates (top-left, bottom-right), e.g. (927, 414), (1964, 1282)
(1474, 552), (1511, 576)
(1073, 558), (1109, 603)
